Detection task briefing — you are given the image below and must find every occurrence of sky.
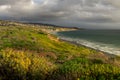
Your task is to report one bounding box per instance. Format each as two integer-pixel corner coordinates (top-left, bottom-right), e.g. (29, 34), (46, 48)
(0, 0), (120, 29)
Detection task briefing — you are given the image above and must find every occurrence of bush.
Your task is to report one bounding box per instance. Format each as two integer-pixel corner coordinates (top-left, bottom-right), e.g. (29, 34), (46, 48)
(48, 58), (90, 80)
(0, 48), (56, 80)
(0, 48), (31, 80)
(48, 58), (120, 80)
(27, 56), (56, 80)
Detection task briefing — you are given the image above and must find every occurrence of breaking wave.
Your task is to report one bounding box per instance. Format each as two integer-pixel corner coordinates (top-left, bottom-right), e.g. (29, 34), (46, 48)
(57, 35), (120, 56)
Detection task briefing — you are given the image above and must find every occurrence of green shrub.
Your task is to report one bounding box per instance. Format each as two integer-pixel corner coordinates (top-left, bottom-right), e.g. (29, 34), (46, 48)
(48, 58), (90, 80)
(48, 58), (120, 80)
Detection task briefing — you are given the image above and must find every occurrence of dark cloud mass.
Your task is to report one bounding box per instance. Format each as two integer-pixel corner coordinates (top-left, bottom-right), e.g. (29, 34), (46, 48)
(0, 0), (120, 29)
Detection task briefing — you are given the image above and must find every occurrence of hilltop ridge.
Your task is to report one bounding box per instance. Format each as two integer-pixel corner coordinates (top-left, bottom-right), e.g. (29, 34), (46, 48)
(0, 20), (80, 33)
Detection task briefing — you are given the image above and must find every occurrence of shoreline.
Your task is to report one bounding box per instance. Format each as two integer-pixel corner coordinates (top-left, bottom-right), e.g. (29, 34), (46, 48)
(51, 30), (118, 58)
(59, 38), (116, 57)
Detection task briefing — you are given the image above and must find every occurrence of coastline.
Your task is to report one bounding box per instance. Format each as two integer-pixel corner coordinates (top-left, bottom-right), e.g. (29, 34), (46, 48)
(51, 30), (117, 58)
(59, 38), (116, 57)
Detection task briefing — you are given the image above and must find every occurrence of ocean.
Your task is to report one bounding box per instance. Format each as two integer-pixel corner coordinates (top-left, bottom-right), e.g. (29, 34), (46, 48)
(56, 30), (120, 55)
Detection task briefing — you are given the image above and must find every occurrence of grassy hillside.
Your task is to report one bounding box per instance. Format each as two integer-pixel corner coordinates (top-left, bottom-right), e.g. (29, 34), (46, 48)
(0, 21), (120, 80)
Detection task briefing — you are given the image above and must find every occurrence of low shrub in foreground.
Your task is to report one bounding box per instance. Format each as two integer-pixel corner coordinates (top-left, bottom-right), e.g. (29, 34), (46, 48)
(48, 58), (120, 80)
(0, 48), (120, 80)
(0, 49), (31, 80)
(28, 57), (55, 80)
(0, 48), (55, 80)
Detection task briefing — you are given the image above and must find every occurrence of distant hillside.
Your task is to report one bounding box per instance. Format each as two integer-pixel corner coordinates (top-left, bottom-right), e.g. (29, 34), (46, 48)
(28, 22), (80, 29)
(0, 20), (26, 26)
(0, 20), (80, 33)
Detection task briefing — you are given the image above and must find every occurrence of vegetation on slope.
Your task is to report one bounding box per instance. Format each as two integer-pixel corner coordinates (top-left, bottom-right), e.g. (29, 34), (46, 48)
(0, 21), (120, 80)
(0, 48), (55, 80)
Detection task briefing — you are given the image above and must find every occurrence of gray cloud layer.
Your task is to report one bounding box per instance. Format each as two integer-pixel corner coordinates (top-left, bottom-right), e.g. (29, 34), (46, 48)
(0, 0), (120, 29)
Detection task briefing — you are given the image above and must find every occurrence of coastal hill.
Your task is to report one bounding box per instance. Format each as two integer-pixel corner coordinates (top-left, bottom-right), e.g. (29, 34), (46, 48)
(0, 20), (120, 80)
(0, 20), (79, 33)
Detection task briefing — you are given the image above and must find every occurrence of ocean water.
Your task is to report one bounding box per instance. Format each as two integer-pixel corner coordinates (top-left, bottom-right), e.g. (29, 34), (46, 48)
(56, 30), (120, 55)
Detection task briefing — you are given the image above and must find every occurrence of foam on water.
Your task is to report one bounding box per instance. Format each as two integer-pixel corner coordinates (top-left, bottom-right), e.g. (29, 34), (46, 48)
(57, 35), (120, 56)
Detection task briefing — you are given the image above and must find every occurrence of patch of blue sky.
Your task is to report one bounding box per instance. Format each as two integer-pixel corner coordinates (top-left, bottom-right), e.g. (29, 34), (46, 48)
(33, 0), (43, 4)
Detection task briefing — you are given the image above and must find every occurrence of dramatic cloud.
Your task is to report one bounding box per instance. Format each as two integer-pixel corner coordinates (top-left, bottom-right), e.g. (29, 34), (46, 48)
(0, 0), (120, 29)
